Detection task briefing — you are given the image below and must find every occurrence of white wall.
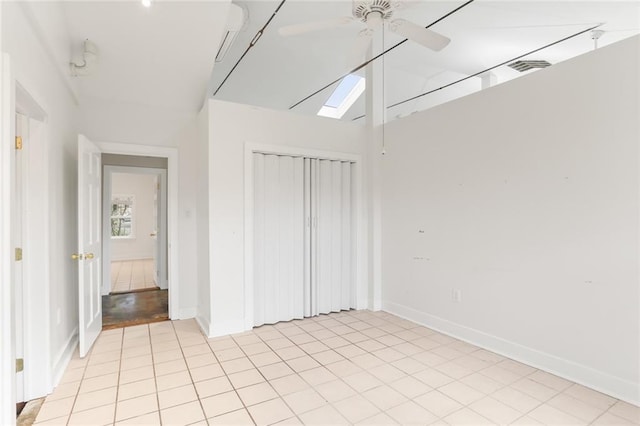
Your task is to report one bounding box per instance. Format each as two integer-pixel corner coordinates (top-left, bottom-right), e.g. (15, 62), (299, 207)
(110, 173), (157, 261)
(1, 0), (80, 399)
(195, 105), (211, 333)
(381, 36), (640, 404)
(203, 99), (367, 336)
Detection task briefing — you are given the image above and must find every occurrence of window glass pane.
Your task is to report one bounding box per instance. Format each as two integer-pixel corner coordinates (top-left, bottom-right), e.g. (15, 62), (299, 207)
(110, 194), (134, 237)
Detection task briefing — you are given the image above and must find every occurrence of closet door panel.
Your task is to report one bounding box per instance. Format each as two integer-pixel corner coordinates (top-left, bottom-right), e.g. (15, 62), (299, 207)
(316, 159), (333, 314)
(291, 157), (305, 320)
(263, 154), (281, 324)
(303, 158), (312, 317)
(330, 160), (343, 312)
(253, 153), (305, 326)
(253, 153), (266, 326)
(341, 162), (353, 310)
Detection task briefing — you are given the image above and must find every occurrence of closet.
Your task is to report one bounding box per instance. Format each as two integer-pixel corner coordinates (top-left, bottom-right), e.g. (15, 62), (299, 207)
(253, 153), (356, 327)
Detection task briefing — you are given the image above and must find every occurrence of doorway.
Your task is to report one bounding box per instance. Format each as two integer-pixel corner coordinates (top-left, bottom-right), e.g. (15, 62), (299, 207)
(101, 161), (168, 329)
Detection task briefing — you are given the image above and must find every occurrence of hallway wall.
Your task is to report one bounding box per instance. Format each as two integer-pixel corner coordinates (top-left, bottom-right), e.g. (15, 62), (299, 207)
(1, 1), (81, 395)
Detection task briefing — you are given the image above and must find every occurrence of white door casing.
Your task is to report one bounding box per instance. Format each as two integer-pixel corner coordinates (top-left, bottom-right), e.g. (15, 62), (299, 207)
(77, 134), (102, 358)
(14, 113), (25, 402)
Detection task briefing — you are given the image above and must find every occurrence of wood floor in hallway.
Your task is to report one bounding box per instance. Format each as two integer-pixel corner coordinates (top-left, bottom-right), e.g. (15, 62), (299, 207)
(102, 289), (168, 330)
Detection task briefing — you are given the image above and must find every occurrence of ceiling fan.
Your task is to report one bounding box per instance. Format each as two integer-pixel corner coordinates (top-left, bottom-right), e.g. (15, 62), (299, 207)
(278, 0), (451, 67)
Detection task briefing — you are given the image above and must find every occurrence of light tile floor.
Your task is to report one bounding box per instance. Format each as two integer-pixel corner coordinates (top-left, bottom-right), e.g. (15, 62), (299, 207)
(33, 311), (639, 425)
(111, 259), (156, 293)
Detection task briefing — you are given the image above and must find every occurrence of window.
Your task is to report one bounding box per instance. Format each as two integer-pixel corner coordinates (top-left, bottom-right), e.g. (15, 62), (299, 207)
(111, 195), (134, 238)
(317, 74), (366, 119)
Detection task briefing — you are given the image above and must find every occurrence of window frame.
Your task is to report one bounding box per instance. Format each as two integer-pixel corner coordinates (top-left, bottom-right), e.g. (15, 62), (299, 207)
(110, 194), (135, 239)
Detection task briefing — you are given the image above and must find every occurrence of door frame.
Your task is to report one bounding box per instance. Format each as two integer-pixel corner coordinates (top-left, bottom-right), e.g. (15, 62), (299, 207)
(1, 54), (51, 424)
(96, 142), (179, 319)
(102, 166), (168, 295)
(0, 52), (16, 426)
(243, 142), (366, 331)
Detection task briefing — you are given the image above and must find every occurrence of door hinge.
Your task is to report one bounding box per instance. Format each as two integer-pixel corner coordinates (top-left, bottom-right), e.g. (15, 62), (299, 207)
(15, 136), (23, 150)
(15, 248), (22, 261)
(16, 358), (24, 373)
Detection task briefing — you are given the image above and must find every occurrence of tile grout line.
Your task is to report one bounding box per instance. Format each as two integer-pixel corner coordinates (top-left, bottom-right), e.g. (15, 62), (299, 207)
(110, 328), (126, 425)
(37, 311), (633, 426)
(174, 320), (216, 426)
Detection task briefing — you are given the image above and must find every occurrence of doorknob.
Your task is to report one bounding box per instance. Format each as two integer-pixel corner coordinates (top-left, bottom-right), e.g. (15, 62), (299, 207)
(71, 253), (83, 260)
(84, 253), (95, 260)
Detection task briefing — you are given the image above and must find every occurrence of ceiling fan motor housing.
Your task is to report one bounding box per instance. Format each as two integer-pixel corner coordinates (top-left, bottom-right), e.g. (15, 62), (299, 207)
(353, 0), (395, 22)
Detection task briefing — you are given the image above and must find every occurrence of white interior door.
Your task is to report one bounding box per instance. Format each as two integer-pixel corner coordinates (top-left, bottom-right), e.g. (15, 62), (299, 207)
(77, 135), (102, 357)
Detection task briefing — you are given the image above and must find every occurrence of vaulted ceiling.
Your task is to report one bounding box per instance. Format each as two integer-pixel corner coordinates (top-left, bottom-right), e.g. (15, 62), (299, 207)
(209, 0), (639, 122)
(17, 0), (639, 145)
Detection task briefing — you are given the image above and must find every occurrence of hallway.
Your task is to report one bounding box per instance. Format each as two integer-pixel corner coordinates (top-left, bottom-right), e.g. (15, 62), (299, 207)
(32, 311), (638, 425)
(110, 260), (157, 294)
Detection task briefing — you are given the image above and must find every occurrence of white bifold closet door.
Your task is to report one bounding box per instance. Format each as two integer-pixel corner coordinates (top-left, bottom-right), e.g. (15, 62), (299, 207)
(254, 153), (355, 327)
(253, 153), (305, 327)
(308, 158), (355, 316)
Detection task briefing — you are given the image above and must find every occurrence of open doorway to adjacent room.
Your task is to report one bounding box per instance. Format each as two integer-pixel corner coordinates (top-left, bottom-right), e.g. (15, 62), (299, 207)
(101, 156), (168, 329)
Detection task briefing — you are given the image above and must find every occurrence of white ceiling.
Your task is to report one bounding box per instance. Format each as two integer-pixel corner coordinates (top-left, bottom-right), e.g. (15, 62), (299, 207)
(62, 1), (231, 113)
(209, 0), (640, 121)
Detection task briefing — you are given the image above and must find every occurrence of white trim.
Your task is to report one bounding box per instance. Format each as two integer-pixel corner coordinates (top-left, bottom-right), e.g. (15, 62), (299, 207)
(51, 328), (78, 387)
(96, 142), (179, 319)
(383, 300), (640, 406)
(211, 319), (245, 338)
(243, 142), (366, 332)
(22, 114), (51, 400)
(179, 307), (197, 319)
(0, 52), (17, 426)
(195, 313), (211, 337)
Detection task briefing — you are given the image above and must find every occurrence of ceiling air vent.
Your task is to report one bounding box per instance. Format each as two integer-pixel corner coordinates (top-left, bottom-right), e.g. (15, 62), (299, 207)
(508, 60), (551, 72)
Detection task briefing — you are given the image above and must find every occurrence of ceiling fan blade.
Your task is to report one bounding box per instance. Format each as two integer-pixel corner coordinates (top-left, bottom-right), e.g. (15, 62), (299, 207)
(348, 29), (373, 70)
(388, 19), (450, 51)
(278, 16), (354, 37)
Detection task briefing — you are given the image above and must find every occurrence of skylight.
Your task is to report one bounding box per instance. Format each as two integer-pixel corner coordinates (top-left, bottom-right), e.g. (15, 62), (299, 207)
(318, 74), (365, 119)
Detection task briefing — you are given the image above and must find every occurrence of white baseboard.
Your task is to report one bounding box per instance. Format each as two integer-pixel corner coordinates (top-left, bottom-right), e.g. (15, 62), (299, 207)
(51, 327), (78, 388)
(178, 307), (197, 320)
(383, 300), (640, 406)
(210, 319), (246, 338)
(195, 313), (210, 337)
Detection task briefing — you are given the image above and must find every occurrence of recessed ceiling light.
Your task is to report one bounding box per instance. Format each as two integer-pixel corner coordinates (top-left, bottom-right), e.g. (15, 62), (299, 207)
(142, 0), (152, 8)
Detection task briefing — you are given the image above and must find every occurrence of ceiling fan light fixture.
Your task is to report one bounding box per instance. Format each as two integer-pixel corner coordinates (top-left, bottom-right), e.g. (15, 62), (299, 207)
(353, 0), (394, 22)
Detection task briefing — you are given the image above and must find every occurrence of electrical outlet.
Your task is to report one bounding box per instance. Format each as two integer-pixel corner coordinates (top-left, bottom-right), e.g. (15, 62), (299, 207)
(452, 289), (462, 303)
